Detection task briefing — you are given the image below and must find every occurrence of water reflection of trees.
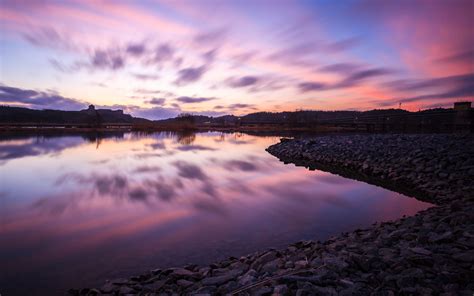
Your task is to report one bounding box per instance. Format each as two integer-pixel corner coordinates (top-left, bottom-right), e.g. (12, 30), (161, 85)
(176, 130), (196, 145)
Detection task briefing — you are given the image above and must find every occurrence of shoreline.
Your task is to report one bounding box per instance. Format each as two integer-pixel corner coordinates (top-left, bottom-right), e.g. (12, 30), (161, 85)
(71, 134), (474, 295)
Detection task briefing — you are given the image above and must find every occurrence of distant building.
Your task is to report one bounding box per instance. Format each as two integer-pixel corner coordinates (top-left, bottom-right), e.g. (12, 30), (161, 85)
(454, 101), (471, 111)
(454, 102), (473, 132)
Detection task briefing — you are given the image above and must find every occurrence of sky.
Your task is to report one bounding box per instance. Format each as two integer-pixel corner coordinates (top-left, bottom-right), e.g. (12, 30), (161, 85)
(0, 0), (473, 119)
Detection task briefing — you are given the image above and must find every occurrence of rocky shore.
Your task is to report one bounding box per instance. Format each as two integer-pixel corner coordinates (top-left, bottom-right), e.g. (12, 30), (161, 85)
(71, 134), (474, 295)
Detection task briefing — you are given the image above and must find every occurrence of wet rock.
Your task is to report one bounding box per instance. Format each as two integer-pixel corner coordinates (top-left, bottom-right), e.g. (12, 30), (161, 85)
(99, 282), (115, 293)
(409, 247), (432, 256)
(294, 260), (308, 269)
(143, 279), (167, 291)
(452, 250), (474, 262)
(118, 286), (134, 294)
(238, 269), (257, 286)
(252, 285), (273, 295)
(251, 251), (278, 270)
(272, 284), (288, 295)
(111, 278), (128, 285)
(170, 268), (197, 278)
(176, 279), (193, 288)
(201, 269), (242, 286)
(261, 258), (281, 273)
(429, 231), (454, 243)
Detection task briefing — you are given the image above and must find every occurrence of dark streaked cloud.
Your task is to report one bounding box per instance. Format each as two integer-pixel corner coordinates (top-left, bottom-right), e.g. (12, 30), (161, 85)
(175, 96), (215, 104)
(174, 66), (207, 85)
(49, 58), (70, 72)
(90, 82), (107, 88)
(90, 48), (125, 71)
(298, 82), (327, 92)
(226, 76), (259, 88)
(50, 40), (178, 73)
(337, 68), (393, 88)
(267, 41), (319, 66)
(134, 88), (175, 97)
(22, 27), (78, 51)
(384, 73), (474, 93)
(0, 85), (86, 110)
(126, 42), (146, 57)
(435, 50), (474, 64)
(194, 28), (227, 45)
(399, 87), (474, 104)
(132, 73), (159, 80)
(173, 49), (217, 86)
(147, 98), (166, 106)
(202, 48), (218, 63)
(134, 89), (161, 94)
(319, 63), (361, 74)
(224, 75), (288, 93)
(325, 37), (360, 52)
(151, 44), (175, 64)
(375, 73), (474, 106)
(299, 67), (393, 92)
(227, 103), (257, 111)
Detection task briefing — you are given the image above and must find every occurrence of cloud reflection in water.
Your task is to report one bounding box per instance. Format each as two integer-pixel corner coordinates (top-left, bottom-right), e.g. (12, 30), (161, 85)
(0, 131), (432, 295)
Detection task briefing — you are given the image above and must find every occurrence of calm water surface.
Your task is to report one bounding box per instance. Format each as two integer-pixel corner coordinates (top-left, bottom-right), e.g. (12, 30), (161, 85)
(0, 131), (432, 295)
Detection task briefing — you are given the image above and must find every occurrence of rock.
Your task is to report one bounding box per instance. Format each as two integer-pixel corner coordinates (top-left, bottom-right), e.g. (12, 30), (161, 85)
(409, 247), (432, 256)
(100, 282), (115, 293)
(251, 251), (278, 270)
(217, 280), (239, 293)
(111, 278), (128, 285)
(118, 286), (134, 294)
(201, 269), (242, 286)
(322, 255), (349, 271)
(252, 286), (273, 295)
(238, 275), (255, 286)
(143, 279), (167, 291)
(193, 285), (216, 294)
(177, 279), (193, 288)
(429, 231), (454, 243)
(170, 268), (197, 277)
(452, 250), (474, 262)
(312, 285), (337, 296)
(294, 260), (308, 269)
(261, 258), (281, 273)
(272, 284), (288, 295)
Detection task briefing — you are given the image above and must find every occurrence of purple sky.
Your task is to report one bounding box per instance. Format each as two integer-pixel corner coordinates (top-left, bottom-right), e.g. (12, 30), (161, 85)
(0, 0), (473, 119)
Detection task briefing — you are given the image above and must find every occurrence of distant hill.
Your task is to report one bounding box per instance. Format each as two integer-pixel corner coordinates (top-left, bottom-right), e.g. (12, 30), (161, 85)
(0, 105), (150, 124)
(154, 108), (413, 126)
(2, 105), (463, 132)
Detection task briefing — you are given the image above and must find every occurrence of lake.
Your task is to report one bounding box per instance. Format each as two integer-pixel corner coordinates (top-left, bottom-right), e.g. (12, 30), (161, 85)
(0, 131), (432, 295)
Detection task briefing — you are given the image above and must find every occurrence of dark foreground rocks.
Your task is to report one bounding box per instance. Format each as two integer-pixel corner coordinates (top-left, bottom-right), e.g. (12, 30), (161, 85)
(71, 134), (474, 295)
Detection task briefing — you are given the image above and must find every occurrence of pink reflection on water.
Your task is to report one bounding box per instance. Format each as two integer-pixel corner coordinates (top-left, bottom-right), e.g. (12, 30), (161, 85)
(0, 132), (432, 295)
